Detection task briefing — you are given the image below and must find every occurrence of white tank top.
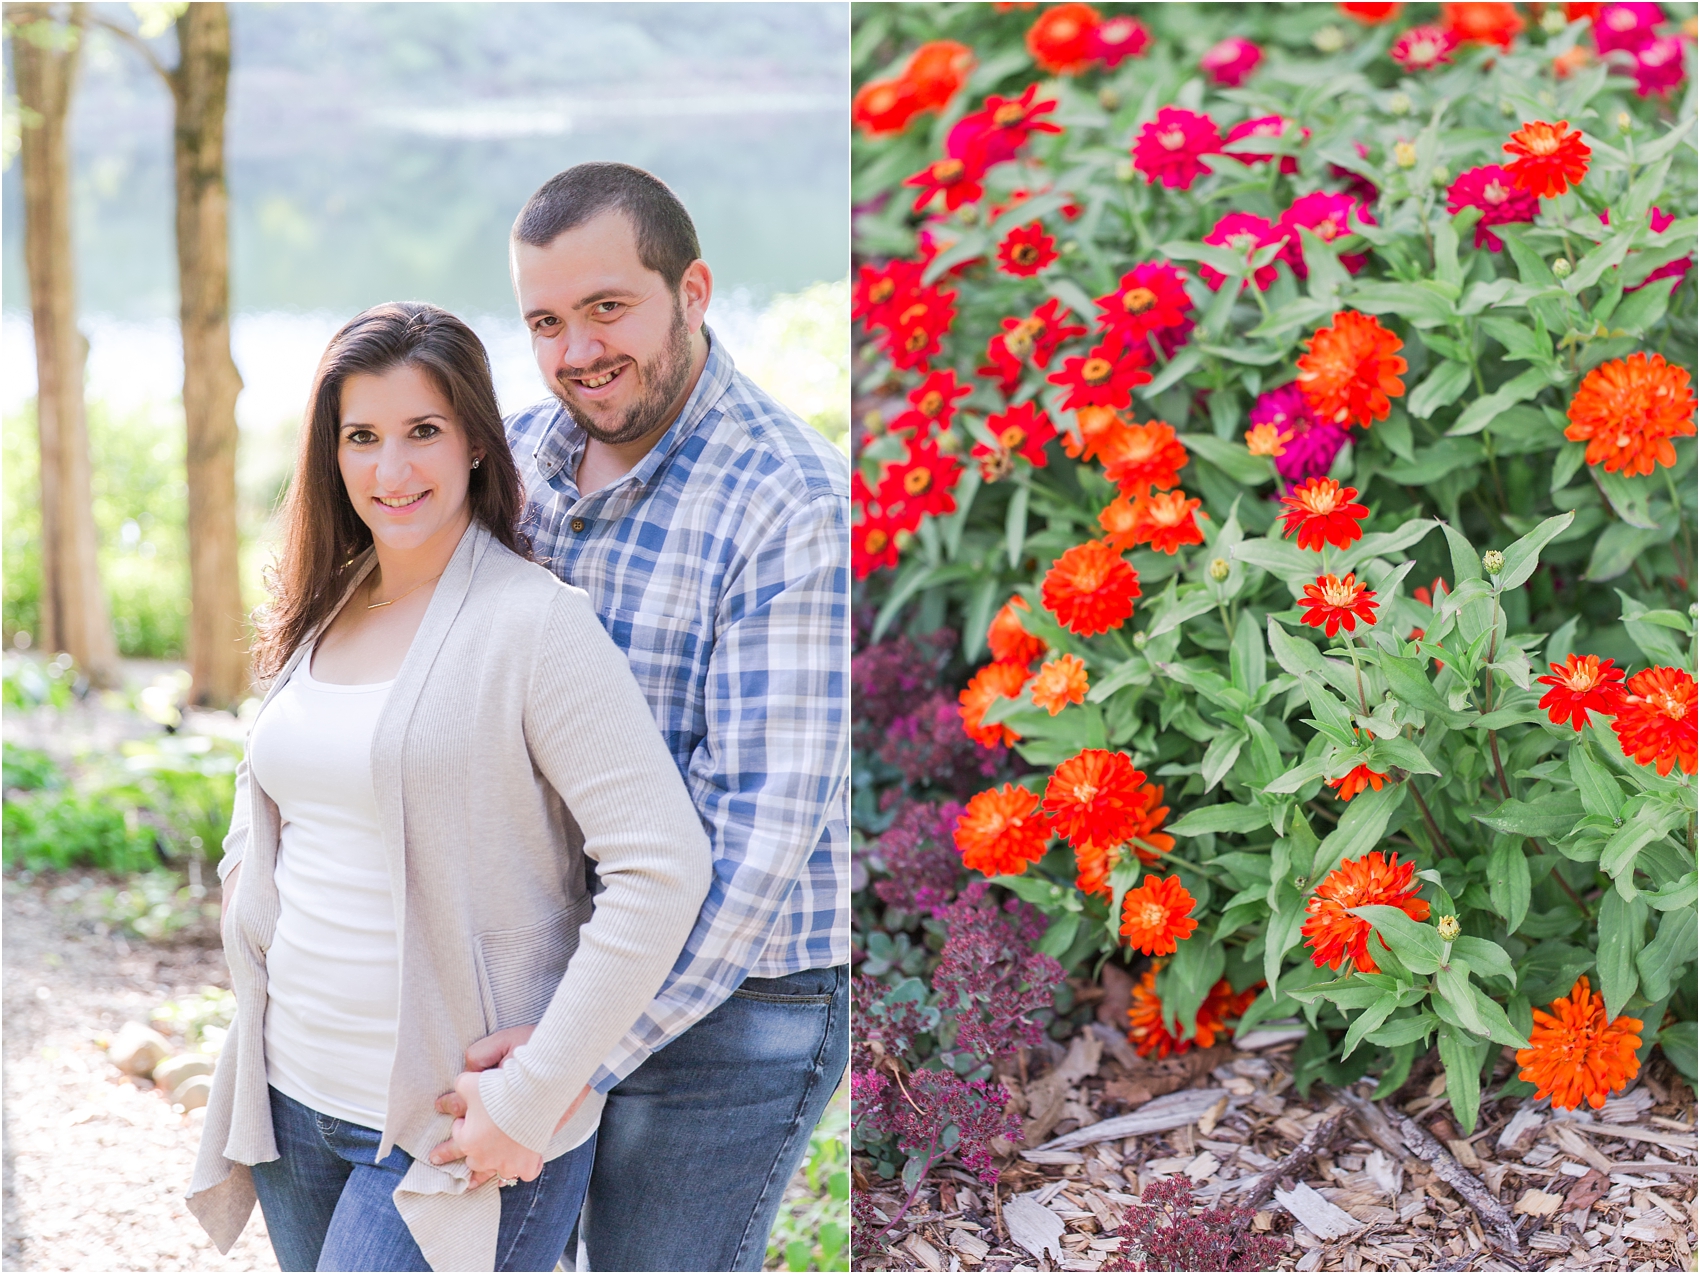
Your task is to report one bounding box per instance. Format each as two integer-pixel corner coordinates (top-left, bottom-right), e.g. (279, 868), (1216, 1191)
(246, 655), (399, 1129)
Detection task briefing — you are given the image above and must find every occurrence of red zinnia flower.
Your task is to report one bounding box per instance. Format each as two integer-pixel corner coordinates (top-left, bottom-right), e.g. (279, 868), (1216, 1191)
(1302, 851), (1431, 974)
(1127, 972), (1257, 1058)
(1504, 120), (1592, 198)
(1340, 1), (1403, 22)
(950, 84), (1063, 170)
(1031, 654), (1090, 715)
(1100, 419), (1190, 497)
(852, 510), (903, 578)
(1201, 212), (1282, 291)
(1075, 776), (1176, 898)
(1391, 24), (1461, 68)
(1048, 338), (1152, 413)
(905, 39), (976, 110)
(1446, 165), (1540, 251)
(1223, 115), (1309, 175)
(1041, 541), (1141, 637)
(1536, 653), (1627, 729)
(853, 259), (924, 335)
(981, 401), (1059, 469)
(1131, 107), (1223, 191)
(1088, 14), (1150, 66)
(1279, 477), (1370, 551)
(1443, 1), (1524, 48)
(980, 300), (1089, 396)
(1120, 875), (1199, 956)
(1612, 667), (1698, 776)
(1517, 977), (1643, 1111)
(890, 370), (971, 440)
(1326, 763), (1389, 801)
(1027, 3), (1099, 74)
(954, 784), (1052, 877)
(905, 155), (985, 213)
(1296, 310), (1407, 428)
(1200, 36), (1263, 86)
(1299, 572), (1380, 636)
(996, 222), (1058, 277)
(883, 286), (958, 373)
(1043, 748), (1148, 851)
(959, 660), (1033, 748)
(1094, 262), (1195, 342)
(987, 595), (1048, 669)
(877, 437), (963, 526)
(1564, 352), (1697, 477)
(852, 79), (924, 137)
(1277, 192), (1376, 278)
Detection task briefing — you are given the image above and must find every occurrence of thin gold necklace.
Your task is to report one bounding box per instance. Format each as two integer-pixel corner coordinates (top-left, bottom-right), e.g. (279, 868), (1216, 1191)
(366, 572), (443, 610)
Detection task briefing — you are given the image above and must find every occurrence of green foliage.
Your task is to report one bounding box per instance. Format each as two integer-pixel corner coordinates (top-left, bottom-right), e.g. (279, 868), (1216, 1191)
(765, 1092), (851, 1273)
(151, 985), (236, 1051)
(95, 869), (214, 942)
(854, 3), (1697, 1133)
(2, 787), (162, 874)
(3, 740), (62, 792)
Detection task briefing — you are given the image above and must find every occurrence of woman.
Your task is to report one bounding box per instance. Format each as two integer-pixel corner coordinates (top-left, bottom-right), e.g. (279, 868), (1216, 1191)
(186, 302), (711, 1272)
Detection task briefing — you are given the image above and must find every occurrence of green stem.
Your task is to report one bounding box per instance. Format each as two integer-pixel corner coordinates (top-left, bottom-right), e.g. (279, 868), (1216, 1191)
(1410, 782), (1454, 858)
(1484, 580), (1513, 801)
(1344, 632), (1371, 717)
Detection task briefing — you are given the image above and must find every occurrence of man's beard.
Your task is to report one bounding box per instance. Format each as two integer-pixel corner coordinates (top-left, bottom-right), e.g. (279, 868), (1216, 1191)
(552, 302), (694, 447)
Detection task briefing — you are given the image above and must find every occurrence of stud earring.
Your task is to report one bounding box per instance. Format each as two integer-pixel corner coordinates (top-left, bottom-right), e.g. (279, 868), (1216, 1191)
(472, 456), (482, 469)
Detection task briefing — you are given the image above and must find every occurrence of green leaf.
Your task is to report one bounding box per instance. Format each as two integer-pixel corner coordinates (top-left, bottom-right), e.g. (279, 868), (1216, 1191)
(1005, 480), (1030, 570)
(1587, 521), (1669, 582)
(1313, 783), (1406, 880)
(1348, 279), (1457, 327)
(1168, 803), (1271, 837)
(1470, 984), (1533, 1050)
(1231, 610), (1266, 698)
(1474, 794), (1584, 839)
(1407, 361), (1474, 419)
(1264, 903), (1307, 1001)
(1378, 653), (1454, 718)
(1202, 730), (1247, 793)
(1569, 744), (1625, 821)
(1142, 345), (1204, 397)
(1160, 935), (1227, 1041)
(1441, 521), (1484, 585)
(1179, 432), (1272, 485)
(1034, 911), (1082, 959)
(1437, 959), (1488, 1035)
(1342, 992), (1401, 1060)
(1350, 904), (1443, 975)
(1368, 1012), (1438, 1048)
(1148, 587), (1223, 639)
(1268, 618), (1331, 677)
(1266, 757), (1330, 795)
(1379, 439), (1484, 487)
(1498, 512), (1575, 592)
(1234, 537), (1314, 582)
(1447, 367), (1554, 437)
(1660, 1021), (1698, 1081)
(1452, 936), (1517, 987)
(1601, 802), (1684, 881)
(1596, 889), (1648, 1020)
(1487, 839), (1532, 934)
(1637, 907), (1698, 1003)
(1367, 734), (1441, 777)
(1438, 1026), (1483, 1135)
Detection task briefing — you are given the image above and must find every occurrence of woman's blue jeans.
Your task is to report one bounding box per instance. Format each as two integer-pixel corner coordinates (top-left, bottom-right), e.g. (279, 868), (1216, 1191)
(250, 1086), (594, 1272)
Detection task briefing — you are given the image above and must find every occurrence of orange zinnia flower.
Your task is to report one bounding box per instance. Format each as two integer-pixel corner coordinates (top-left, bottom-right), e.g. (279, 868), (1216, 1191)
(1041, 541), (1141, 637)
(1535, 653), (1626, 730)
(1127, 971), (1258, 1058)
(1043, 748), (1150, 854)
(988, 595), (1048, 668)
(1442, 1), (1524, 47)
(1503, 120), (1591, 198)
(1302, 851), (1431, 974)
(1063, 405), (1128, 462)
(1245, 422), (1293, 456)
(1516, 977), (1643, 1111)
(1030, 654), (1089, 715)
(1295, 311), (1407, 429)
(1098, 494), (1141, 551)
(1099, 419), (1189, 496)
(1124, 491), (1205, 555)
(958, 660), (1032, 748)
(954, 783), (1053, 877)
(1563, 352), (1697, 478)
(1298, 572), (1380, 637)
(1611, 666), (1698, 776)
(1279, 477), (1370, 551)
(1120, 875), (1199, 955)
(1326, 763), (1389, 802)
(1075, 777), (1174, 898)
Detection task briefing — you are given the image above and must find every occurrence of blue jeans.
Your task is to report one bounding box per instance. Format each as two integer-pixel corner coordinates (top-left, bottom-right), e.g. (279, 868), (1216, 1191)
(250, 1086), (594, 1272)
(576, 964), (849, 1271)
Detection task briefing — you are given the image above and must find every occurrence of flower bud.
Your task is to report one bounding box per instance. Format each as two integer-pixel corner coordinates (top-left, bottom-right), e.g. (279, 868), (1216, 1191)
(1209, 557), (1231, 582)
(1617, 111), (1634, 134)
(1387, 91), (1412, 116)
(1483, 549), (1505, 575)
(1500, 99), (1517, 115)
(1099, 88), (1121, 112)
(936, 430), (963, 454)
(956, 204), (979, 226)
(1552, 257), (1573, 278)
(1430, 164), (1450, 187)
(1132, 630), (1148, 649)
(863, 409), (885, 432)
(1314, 24), (1344, 52)
(1394, 142), (1417, 168)
(1437, 915), (1461, 941)
(1115, 158), (1136, 183)
(1541, 8), (1568, 32)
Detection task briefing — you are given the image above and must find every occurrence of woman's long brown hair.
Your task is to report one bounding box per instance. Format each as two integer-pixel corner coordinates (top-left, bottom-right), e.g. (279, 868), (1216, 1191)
(250, 302), (528, 681)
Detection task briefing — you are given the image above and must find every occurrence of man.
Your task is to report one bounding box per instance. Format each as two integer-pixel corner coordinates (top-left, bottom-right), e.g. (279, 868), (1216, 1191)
(440, 162), (849, 1271)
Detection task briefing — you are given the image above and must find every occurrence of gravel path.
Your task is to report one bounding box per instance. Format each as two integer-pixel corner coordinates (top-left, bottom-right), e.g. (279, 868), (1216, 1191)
(2, 875), (275, 1272)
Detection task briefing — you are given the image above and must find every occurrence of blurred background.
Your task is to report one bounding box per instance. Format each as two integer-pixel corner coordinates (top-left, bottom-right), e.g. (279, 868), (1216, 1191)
(2, 5), (848, 1271)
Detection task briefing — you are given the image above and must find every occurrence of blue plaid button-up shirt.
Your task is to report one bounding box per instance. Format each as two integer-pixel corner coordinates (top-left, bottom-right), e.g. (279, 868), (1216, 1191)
(505, 331), (850, 1090)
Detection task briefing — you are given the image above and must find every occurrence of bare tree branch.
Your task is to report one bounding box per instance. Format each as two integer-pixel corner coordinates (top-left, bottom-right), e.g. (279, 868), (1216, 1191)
(88, 12), (174, 85)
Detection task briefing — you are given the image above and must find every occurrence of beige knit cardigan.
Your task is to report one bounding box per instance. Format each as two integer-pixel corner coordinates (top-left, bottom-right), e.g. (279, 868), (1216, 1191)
(187, 521), (712, 1271)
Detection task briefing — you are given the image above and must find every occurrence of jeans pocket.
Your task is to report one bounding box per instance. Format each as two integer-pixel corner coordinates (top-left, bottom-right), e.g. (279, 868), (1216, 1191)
(729, 967), (841, 1005)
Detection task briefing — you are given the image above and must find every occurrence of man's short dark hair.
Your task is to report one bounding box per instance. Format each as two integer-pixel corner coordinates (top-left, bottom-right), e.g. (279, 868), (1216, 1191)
(512, 163), (702, 291)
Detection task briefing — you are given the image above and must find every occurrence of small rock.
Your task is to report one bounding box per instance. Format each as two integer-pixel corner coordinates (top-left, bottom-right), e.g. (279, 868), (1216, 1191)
(172, 1073), (213, 1111)
(152, 1053), (214, 1091)
(106, 1022), (171, 1077)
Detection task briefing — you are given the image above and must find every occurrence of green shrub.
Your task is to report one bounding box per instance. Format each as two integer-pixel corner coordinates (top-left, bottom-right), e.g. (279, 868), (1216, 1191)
(766, 1094), (851, 1272)
(2, 788), (162, 874)
(2, 741), (62, 792)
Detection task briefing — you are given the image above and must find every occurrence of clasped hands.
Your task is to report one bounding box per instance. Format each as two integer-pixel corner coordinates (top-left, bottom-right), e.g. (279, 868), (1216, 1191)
(427, 1024), (592, 1190)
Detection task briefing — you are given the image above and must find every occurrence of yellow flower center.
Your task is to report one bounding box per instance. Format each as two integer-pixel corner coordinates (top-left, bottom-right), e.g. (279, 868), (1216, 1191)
(1082, 358), (1114, 384)
(919, 391), (944, 416)
(1565, 666), (1599, 691)
(905, 328), (929, 353)
(1004, 317), (1044, 357)
(933, 158), (966, 183)
(1158, 128), (1187, 151)
(1316, 218), (1339, 241)
(865, 528), (889, 553)
(1122, 287), (1158, 313)
(1527, 132), (1561, 156)
(904, 469), (933, 496)
(1299, 482), (1344, 514)
(1137, 901), (1167, 930)
(1319, 576), (1358, 607)
(1013, 243), (1040, 265)
(1651, 689), (1686, 719)
(994, 103), (1024, 127)
(1483, 180), (1508, 205)
(1410, 37), (1437, 62)
(1000, 425), (1027, 448)
(870, 279), (895, 304)
(1073, 781), (1100, 804)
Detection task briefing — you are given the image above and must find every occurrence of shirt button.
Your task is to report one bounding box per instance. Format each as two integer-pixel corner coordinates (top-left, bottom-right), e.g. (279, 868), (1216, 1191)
(571, 518), (587, 533)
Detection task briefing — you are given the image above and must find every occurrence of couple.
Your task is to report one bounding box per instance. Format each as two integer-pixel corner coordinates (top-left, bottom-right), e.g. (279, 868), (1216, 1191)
(186, 164), (850, 1272)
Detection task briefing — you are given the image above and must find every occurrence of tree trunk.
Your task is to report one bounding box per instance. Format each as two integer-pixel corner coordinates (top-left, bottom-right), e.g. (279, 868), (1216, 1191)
(11, 3), (120, 687)
(170, 3), (247, 708)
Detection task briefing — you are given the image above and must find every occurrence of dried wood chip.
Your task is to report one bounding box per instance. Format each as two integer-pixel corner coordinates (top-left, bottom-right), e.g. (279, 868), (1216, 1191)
(1003, 1193), (1068, 1262)
(905, 1234), (944, 1271)
(1445, 1138), (1481, 1170)
(953, 1232), (990, 1262)
(1621, 1216), (1677, 1243)
(1274, 1181), (1363, 1240)
(1513, 1189), (1565, 1217)
(1031, 1088), (1232, 1153)
(1497, 1106), (1545, 1154)
(1565, 1168), (1611, 1215)
(1549, 1123), (1617, 1174)
(1197, 1094), (1228, 1137)
(1183, 1151), (1219, 1182)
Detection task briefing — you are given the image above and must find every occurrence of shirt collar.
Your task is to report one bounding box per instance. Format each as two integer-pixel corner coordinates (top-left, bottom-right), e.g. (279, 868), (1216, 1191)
(530, 326), (736, 499)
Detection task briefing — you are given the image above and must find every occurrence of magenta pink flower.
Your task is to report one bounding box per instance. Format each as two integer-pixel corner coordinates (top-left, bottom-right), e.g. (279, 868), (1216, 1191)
(1602, 205), (1696, 293)
(1277, 192), (1376, 278)
(1632, 35), (1686, 95)
(1201, 213), (1281, 291)
(1201, 36), (1263, 86)
(1391, 24), (1461, 69)
(1252, 384), (1350, 486)
(1132, 106), (1223, 190)
(1224, 115), (1310, 174)
(1446, 165), (1540, 251)
(1332, 140), (1380, 205)
(1088, 14), (1151, 67)
(1593, 2), (1664, 55)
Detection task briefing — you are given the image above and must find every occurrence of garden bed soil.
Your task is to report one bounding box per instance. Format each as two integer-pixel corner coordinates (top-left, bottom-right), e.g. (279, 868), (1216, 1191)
(856, 1022), (1698, 1273)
